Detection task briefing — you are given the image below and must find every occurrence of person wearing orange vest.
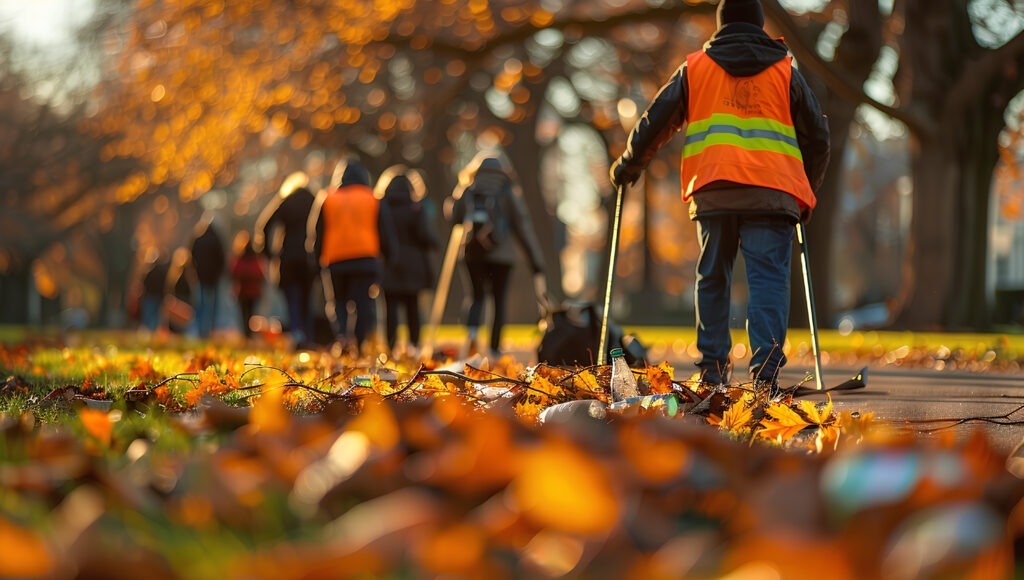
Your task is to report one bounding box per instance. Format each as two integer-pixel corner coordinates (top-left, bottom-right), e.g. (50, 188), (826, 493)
(309, 159), (397, 352)
(610, 0), (830, 396)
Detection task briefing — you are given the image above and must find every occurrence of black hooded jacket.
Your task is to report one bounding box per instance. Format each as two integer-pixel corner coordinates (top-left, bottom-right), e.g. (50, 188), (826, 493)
(254, 186), (316, 264)
(381, 175), (439, 294)
(190, 223), (226, 285)
(613, 23), (830, 221)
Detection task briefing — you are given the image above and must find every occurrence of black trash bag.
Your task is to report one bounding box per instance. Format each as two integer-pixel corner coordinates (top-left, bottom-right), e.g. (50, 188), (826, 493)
(537, 302), (647, 367)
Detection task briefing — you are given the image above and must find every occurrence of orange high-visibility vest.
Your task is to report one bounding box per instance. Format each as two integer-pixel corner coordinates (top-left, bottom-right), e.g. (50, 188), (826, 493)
(682, 50), (816, 209)
(319, 184), (381, 266)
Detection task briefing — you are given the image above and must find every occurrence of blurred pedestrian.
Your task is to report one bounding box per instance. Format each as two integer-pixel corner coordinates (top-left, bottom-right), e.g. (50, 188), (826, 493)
(166, 246), (196, 335)
(446, 152), (545, 358)
(609, 0), (830, 394)
(190, 213), (227, 339)
(309, 159), (397, 353)
(254, 172), (317, 346)
(138, 248), (171, 332)
(376, 165), (439, 356)
(231, 232), (265, 338)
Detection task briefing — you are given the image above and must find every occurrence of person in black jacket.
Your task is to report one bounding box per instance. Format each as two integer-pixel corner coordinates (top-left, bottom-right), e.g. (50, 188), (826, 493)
(447, 152), (545, 358)
(254, 172), (317, 346)
(190, 213), (227, 339)
(376, 166), (439, 356)
(609, 0), (830, 394)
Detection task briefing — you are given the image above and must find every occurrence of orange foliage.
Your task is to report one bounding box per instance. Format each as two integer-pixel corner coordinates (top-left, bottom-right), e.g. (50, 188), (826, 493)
(645, 362), (675, 394)
(512, 438), (620, 536)
(0, 518), (54, 579)
(79, 407), (113, 447)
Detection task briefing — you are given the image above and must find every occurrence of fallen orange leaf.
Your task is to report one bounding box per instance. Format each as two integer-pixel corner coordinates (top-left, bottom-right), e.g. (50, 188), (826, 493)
(79, 407), (112, 446)
(0, 518), (54, 579)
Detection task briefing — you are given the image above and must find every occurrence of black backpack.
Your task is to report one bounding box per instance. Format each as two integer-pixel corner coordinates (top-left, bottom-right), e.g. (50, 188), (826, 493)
(466, 185), (510, 251)
(536, 302), (647, 368)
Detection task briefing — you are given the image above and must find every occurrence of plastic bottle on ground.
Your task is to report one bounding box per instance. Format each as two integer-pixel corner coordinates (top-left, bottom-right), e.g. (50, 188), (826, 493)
(609, 347), (640, 402)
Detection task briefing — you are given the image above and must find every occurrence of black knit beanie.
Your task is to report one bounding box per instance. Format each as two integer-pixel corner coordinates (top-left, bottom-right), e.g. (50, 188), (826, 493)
(716, 0), (765, 28)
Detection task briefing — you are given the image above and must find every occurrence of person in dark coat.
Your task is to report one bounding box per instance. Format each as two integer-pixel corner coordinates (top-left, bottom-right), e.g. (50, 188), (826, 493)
(609, 0), (830, 394)
(447, 152), (545, 358)
(190, 213), (227, 339)
(166, 246), (196, 335)
(254, 172), (317, 345)
(310, 159), (398, 352)
(376, 165), (439, 354)
(139, 249), (170, 332)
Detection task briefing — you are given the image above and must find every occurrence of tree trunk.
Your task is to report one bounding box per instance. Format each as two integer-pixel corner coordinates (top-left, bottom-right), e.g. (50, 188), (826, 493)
(774, 0), (882, 328)
(893, 135), (960, 329)
(949, 101), (1003, 328)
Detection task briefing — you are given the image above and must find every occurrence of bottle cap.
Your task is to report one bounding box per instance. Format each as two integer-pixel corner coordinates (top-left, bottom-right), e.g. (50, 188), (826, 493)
(609, 348), (624, 357)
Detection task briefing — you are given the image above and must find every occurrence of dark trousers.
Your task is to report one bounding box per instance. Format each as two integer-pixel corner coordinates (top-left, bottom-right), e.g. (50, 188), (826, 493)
(238, 297), (257, 337)
(695, 214), (794, 385)
(280, 259), (313, 343)
(384, 291), (421, 350)
(465, 261), (513, 352)
(325, 267), (378, 346)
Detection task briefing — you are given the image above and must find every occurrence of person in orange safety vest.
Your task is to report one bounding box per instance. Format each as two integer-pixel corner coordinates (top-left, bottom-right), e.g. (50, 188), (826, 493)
(609, 0), (830, 397)
(309, 159), (398, 352)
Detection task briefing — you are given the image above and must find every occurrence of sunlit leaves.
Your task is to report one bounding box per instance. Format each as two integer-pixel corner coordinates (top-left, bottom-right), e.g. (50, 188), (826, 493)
(0, 518), (54, 579)
(709, 392), (755, 432)
(759, 403), (813, 442)
(645, 361), (675, 394)
(78, 407), (113, 447)
(512, 438), (620, 535)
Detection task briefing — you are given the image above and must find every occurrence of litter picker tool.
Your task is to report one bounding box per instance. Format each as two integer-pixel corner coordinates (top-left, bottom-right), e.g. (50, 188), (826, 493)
(597, 183), (628, 366)
(421, 221), (467, 360)
(796, 222), (824, 390)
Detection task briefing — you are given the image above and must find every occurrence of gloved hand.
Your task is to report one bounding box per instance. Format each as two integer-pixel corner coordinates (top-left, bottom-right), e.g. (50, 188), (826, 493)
(609, 158), (641, 188)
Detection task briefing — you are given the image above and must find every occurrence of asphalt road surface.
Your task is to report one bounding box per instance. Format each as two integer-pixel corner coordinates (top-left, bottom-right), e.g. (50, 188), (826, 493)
(779, 364), (1024, 455)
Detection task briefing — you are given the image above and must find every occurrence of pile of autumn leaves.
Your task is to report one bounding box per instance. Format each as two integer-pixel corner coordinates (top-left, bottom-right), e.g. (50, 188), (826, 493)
(1, 343), (1023, 578)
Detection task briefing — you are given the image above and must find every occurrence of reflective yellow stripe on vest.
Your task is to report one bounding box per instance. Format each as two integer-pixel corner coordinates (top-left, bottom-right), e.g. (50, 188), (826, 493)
(684, 113), (803, 161)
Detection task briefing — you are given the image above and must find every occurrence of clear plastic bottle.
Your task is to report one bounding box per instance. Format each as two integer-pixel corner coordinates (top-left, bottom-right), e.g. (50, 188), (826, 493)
(609, 347), (640, 402)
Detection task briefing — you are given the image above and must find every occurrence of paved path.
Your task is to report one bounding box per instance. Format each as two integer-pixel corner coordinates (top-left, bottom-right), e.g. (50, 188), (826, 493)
(787, 365), (1024, 454)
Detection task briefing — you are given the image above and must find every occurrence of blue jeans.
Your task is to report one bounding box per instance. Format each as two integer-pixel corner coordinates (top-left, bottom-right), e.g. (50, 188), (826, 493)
(695, 215), (794, 384)
(141, 295), (162, 331)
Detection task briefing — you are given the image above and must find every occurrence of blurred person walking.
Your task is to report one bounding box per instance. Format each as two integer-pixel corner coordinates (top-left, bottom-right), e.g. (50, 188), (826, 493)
(138, 248), (171, 333)
(190, 213), (227, 339)
(230, 232), (265, 338)
(377, 165), (439, 357)
(609, 0), (830, 393)
(309, 159), (397, 353)
(166, 246), (196, 335)
(446, 152), (545, 358)
(254, 172), (318, 346)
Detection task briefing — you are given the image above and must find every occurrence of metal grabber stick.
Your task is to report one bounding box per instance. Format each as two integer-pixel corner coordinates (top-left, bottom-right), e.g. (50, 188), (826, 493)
(597, 183), (628, 366)
(796, 222), (824, 390)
